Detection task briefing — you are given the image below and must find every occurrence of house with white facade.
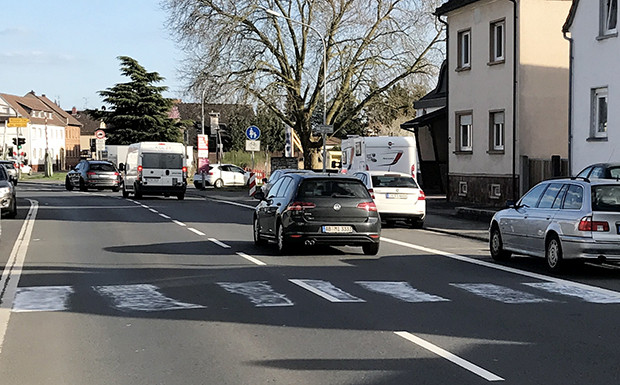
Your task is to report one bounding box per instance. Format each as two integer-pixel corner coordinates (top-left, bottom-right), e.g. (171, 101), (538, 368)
(0, 92), (67, 172)
(563, 0), (619, 174)
(435, 0), (572, 205)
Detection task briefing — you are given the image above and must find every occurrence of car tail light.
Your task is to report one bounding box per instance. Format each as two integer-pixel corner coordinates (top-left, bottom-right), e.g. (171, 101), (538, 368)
(182, 166), (188, 178)
(411, 164), (416, 177)
(287, 202), (316, 211)
(578, 216), (609, 232)
(357, 202), (377, 212)
(418, 190), (426, 201)
(368, 188), (375, 199)
(87, 172), (96, 176)
(137, 165), (143, 181)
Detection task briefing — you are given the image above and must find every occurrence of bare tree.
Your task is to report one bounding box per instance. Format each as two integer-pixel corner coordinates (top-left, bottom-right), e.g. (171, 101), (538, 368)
(164, 0), (443, 168)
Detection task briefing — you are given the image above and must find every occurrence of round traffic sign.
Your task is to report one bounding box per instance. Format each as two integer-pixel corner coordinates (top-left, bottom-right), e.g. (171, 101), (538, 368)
(245, 126), (260, 140)
(95, 130), (106, 139)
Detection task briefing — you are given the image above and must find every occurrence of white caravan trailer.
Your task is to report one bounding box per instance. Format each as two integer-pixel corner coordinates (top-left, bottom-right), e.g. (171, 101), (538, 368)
(340, 136), (418, 178)
(119, 142), (187, 200)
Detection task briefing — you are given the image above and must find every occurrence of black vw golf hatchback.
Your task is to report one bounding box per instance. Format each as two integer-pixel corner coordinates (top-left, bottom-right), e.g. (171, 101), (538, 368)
(253, 173), (381, 255)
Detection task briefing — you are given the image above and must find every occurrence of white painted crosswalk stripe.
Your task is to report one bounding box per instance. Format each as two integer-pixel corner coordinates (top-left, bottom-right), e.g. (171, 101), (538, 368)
(524, 282), (620, 303)
(217, 281), (294, 307)
(92, 284), (205, 312)
(13, 286), (74, 312)
(290, 279), (365, 303)
(356, 281), (450, 303)
(451, 283), (552, 304)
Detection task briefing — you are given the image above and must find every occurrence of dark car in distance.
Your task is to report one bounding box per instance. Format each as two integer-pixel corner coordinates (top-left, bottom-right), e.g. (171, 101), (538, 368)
(253, 173), (381, 255)
(65, 160), (122, 192)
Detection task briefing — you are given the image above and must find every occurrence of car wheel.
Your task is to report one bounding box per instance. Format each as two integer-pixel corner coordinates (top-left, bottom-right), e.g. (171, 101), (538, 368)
(276, 222), (290, 255)
(112, 186), (120, 192)
(490, 226), (512, 261)
(546, 235), (564, 272)
(12, 179), (17, 186)
(134, 183), (142, 199)
(79, 178), (87, 192)
(5, 198), (17, 219)
(362, 242), (380, 255)
(385, 219), (396, 228)
(177, 193), (185, 200)
(253, 216), (266, 246)
(65, 177), (74, 191)
(214, 179), (224, 189)
(408, 218), (424, 229)
(122, 183), (129, 198)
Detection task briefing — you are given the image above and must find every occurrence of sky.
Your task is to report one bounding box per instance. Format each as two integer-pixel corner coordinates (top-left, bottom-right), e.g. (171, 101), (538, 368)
(0, 1), (185, 111)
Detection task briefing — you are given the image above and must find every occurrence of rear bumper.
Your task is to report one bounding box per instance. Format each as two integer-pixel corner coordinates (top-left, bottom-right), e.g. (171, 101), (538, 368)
(561, 237), (620, 261)
(86, 179), (120, 188)
(379, 212), (425, 221)
(283, 219), (381, 246)
(137, 184), (186, 195)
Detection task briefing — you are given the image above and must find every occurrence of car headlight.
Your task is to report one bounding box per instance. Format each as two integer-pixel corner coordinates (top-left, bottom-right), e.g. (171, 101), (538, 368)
(0, 187), (10, 195)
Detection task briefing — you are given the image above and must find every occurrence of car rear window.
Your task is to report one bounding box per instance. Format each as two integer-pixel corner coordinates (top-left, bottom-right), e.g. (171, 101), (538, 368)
(592, 185), (620, 212)
(297, 179), (370, 199)
(142, 153), (184, 169)
(371, 175), (418, 188)
(89, 163), (116, 172)
(1, 162), (15, 169)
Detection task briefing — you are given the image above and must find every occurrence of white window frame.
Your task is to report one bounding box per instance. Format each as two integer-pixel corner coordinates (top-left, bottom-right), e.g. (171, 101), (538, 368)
(458, 113), (473, 151)
(490, 20), (505, 62)
(457, 30), (471, 69)
(492, 111), (505, 151)
(602, 0), (618, 35)
(592, 87), (608, 138)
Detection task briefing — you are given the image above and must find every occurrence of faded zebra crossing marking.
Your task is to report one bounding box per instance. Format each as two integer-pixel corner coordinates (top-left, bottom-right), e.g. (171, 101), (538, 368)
(356, 281), (449, 303)
(217, 281), (294, 307)
(451, 283), (552, 304)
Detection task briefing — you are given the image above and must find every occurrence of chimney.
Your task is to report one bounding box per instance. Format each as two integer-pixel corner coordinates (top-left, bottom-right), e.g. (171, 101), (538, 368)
(72, 107), (77, 115)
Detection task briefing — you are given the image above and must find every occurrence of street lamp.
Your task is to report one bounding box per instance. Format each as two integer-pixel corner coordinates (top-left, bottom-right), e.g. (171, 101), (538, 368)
(265, 9), (329, 172)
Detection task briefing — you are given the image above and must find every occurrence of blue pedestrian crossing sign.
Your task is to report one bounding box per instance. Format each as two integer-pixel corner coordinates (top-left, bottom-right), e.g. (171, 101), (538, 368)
(245, 125), (261, 140)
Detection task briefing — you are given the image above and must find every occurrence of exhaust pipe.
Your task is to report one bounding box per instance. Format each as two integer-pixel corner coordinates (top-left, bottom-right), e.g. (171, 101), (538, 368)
(305, 239), (315, 246)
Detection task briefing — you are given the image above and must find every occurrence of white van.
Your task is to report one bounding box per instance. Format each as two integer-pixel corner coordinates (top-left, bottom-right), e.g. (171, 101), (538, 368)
(340, 136), (418, 178)
(119, 142), (187, 200)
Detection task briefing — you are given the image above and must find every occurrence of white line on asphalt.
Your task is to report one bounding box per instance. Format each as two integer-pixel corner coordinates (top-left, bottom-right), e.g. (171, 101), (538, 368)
(159, 213), (171, 219)
(188, 228), (206, 236)
(149, 208), (158, 213)
(381, 237), (620, 298)
(289, 279), (365, 302)
(394, 331), (504, 382)
(172, 220), (186, 227)
(13, 286), (74, 312)
(210, 199), (255, 209)
(0, 200), (39, 354)
(140, 204), (149, 209)
(217, 281), (294, 307)
(93, 284), (205, 312)
(524, 282), (620, 303)
(236, 252), (266, 266)
(356, 281), (449, 303)
(208, 238), (231, 248)
(450, 283), (552, 304)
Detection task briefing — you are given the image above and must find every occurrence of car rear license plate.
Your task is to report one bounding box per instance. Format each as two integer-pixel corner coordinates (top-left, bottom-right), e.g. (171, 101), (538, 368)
(386, 193), (407, 199)
(322, 225), (353, 233)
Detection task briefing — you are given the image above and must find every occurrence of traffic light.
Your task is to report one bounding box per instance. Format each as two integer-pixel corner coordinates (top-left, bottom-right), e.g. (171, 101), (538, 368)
(17, 137), (25, 149)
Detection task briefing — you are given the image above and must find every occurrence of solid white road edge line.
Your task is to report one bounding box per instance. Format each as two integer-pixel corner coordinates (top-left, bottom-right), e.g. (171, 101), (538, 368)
(236, 252), (266, 266)
(381, 237), (620, 297)
(0, 199), (39, 355)
(394, 331), (504, 382)
(188, 228), (206, 236)
(209, 238), (231, 248)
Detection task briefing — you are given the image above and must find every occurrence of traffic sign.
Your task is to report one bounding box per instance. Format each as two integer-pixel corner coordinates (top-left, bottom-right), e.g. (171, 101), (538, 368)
(245, 125), (261, 140)
(313, 124), (333, 134)
(94, 130), (106, 139)
(246, 140), (260, 152)
(8, 117), (29, 127)
(96, 138), (105, 152)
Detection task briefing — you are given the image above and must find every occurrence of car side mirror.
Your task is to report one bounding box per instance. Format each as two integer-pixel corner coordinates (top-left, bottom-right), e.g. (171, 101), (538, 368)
(118, 163), (125, 171)
(254, 191), (266, 201)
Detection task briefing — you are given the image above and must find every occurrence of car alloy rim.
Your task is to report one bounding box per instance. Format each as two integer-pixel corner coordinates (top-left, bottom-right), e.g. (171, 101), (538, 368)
(278, 226), (284, 249)
(548, 241), (558, 267)
(492, 232), (500, 253)
(254, 218), (260, 241)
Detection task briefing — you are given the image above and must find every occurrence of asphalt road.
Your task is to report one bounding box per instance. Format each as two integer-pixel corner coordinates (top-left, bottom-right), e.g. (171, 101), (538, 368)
(1, 183), (620, 384)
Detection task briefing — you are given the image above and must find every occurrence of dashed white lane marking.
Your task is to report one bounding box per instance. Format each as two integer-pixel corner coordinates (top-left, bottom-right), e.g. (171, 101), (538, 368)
(382, 237), (620, 301)
(217, 281), (294, 307)
(236, 252), (266, 266)
(450, 283), (551, 304)
(209, 238), (231, 248)
(140, 204), (149, 209)
(92, 284), (204, 312)
(13, 286), (74, 312)
(172, 220), (186, 227)
(210, 199), (255, 210)
(524, 282), (620, 303)
(159, 213), (171, 219)
(289, 279), (365, 303)
(0, 200), (38, 354)
(149, 208), (158, 213)
(395, 331), (504, 382)
(188, 228), (206, 236)
(356, 281), (449, 303)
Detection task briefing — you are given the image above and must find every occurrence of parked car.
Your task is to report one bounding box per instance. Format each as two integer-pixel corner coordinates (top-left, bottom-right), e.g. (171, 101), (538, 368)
(193, 163), (250, 189)
(576, 163), (620, 180)
(19, 163), (32, 175)
(0, 166), (17, 218)
(489, 178), (620, 272)
(253, 173), (381, 255)
(0, 160), (19, 185)
(65, 160), (122, 192)
(353, 171), (426, 228)
(262, 168), (315, 195)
